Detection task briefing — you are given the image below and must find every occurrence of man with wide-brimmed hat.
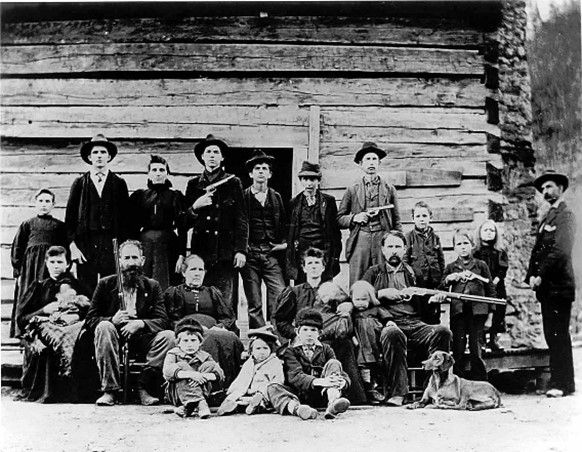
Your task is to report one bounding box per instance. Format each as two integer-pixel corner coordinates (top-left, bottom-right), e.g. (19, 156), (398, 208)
(184, 134), (248, 318)
(526, 169), (576, 398)
(65, 133), (130, 291)
(286, 161), (342, 283)
(240, 149), (287, 329)
(338, 142), (402, 285)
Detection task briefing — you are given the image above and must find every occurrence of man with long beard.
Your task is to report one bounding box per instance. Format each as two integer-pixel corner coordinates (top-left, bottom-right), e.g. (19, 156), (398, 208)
(85, 240), (174, 406)
(362, 231), (451, 406)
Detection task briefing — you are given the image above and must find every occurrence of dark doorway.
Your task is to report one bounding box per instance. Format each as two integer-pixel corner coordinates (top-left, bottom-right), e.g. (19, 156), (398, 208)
(223, 147), (294, 211)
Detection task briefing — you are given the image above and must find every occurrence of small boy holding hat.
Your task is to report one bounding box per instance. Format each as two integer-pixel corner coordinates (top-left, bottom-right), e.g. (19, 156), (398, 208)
(163, 317), (225, 418)
(65, 134), (130, 291)
(217, 325), (284, 416)
(338, 142), (402, 285)
(240, 149), (287, 329)
(184, 134), (248, 317)
(286, 161), (342, 283)
(266, 308), (351, 420)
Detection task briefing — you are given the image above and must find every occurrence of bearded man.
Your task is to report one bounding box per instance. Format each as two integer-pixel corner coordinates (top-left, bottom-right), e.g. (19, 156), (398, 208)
(361, 231), (451, 406)
(85, 240), (174, 406)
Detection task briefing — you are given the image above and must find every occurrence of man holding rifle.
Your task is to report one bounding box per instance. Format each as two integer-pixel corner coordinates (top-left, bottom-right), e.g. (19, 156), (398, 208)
(85, 240), (174, 406)
(362, 231), (451, 407)
(338, 142), (402, 285)
(184, 135), (249, 318)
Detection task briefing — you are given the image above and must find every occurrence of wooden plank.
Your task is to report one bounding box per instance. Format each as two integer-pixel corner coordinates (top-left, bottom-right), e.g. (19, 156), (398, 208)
(1, 43), (484, 75)
(321, 107), (495, 132)
(1, 106), (310, 145)
(0, 78), (487, 108)
(308, 106), (321, 162)
(400, 207), (474, 223)
(407, 169), (462, 187)
(0, 16), (486, 47)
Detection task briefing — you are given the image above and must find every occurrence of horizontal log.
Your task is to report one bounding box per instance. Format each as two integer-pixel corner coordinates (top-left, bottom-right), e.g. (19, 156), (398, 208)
(1, 43), (484, 75)
(1, 16), (485, 47)
(0, 77), (487, 108)
(321, 107), (495, 132)
(1, 105), (310, 145)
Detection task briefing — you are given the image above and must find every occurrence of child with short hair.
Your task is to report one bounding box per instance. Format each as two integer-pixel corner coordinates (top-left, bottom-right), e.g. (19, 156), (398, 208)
(404, 201), (445, 324)
(11, 188), (68, 337)
(47, 283), (91, 326)
(266, 308), (351, 420)
(217, 326), (284, 416)
(442, 231), (497, 381)
(163, 317), (224, 418)
(473, 220), (509, 351)
(349, 280), (394, 403)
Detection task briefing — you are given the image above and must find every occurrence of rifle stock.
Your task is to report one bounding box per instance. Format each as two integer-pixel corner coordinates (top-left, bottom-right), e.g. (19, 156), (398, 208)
(112, 238), (130, 403)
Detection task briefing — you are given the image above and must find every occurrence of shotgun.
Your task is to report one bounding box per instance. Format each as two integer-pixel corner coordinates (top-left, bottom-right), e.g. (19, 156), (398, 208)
(112, 238), (130, 403)
(400, 287), (506, 306)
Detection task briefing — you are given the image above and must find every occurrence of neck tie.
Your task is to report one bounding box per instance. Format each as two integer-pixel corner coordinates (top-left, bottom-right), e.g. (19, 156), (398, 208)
(304, 346), (315, 360)
(96, 172), (105, 183)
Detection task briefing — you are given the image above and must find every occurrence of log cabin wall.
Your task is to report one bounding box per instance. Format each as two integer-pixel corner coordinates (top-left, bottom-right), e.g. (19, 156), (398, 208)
(1, 1), (508, 300)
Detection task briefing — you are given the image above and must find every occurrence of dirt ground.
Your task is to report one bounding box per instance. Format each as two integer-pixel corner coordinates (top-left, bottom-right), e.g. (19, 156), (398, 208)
(2, 348), (581, 452)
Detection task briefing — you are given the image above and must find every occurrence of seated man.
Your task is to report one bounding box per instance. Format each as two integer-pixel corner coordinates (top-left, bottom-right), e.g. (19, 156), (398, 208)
(362, 231), (452, 406)
(267, 308), (351, 420)
(85, 240), (174, 406)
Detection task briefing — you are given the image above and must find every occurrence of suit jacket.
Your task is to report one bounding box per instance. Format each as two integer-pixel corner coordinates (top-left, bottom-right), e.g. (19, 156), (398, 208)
(442, 257), (497, 316)
(337, 176), (402, 261)
(286, 190), (342, 280)
(84, 274), (169, 333)
(526, 201), (576, 301)
(184, 169), (248, 265)
(65, 171), (130, 252)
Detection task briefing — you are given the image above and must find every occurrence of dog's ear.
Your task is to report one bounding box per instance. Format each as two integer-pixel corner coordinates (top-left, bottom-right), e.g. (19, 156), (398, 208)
(442, 352), (455, 371)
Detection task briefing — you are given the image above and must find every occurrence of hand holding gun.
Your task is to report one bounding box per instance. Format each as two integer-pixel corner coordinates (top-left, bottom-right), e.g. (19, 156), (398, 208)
(192, 174), (236, 211)
(399, 287), (506, 306)
(353, 204), (395, 224)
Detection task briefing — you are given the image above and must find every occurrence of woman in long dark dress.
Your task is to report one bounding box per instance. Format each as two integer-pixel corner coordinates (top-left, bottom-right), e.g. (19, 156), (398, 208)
(11, 189), (68, 337)
(16, 246), (93, 403)
(164, 254), (243, 392)
(129, 155), (186, 291)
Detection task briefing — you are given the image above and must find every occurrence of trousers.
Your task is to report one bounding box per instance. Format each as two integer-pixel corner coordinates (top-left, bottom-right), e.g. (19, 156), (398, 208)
(93, 321), (174, 392)
(451, 312), (487, 381)
(348, 230), (385, 286)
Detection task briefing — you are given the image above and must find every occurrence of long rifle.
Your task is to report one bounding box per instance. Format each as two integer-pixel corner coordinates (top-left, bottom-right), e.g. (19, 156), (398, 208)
(400, 287), (506, 306)
(113, 238), (130, 403)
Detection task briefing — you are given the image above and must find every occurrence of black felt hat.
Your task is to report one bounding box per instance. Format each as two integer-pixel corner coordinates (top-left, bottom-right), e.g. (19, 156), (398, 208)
(297, 161), (322, 179)
(354, 142), (387, 164)
(533, 169), (569, 193)
(175, 317), (204, 336)
(296, 308), (323, 330)
(245, 149), (275, 172)
(194, 134), (229, 164)
(80, 134), (118, 164)
(247, 325), (279, 343)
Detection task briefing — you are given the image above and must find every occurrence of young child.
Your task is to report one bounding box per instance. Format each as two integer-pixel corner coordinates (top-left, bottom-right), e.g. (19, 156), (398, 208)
(349, 280), (394, 403)
(266, 308), (351, 420)
(217, 326), (284, 416)
(442, 231), (497, 381)
(163, 317), (224, 418)
(404, 201), (445, 324)
(11, 188), (68, 337)
(47, 283), (91, 326)
(473, 220), (509, 351)
(315, 282), (354, 342)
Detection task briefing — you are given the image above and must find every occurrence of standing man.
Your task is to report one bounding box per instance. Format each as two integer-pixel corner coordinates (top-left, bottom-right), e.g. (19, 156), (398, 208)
(338, 142), (402, 286)
(65, 134), (130, 292)
(526, 170), (576, 398)
(286, 161), (341, 283)
(362, 231), (451, 406)
(184, 134), (248, 317)
(240, 149), (287, 329)
(85, 240), (174, 406)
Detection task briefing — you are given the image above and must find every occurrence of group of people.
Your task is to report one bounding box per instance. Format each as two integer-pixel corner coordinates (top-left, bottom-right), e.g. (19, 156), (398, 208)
(10, 132), (576, 418)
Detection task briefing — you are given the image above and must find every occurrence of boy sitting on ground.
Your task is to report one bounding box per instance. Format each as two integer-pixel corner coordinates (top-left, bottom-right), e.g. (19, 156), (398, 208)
(163, 317), (224, 418)
(266, 308), (351, 420)
(217, 325), (284, 416)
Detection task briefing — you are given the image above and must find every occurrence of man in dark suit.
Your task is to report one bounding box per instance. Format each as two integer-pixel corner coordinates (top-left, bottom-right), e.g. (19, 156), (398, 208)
(526, 170), (576, 398)
(65, 134), (130, 292)
(286, 161), (342, 283)
(85, 240), (174, 406)
(184, 134), (249, 317)
(240, 149), (287, 329)
(338, 142), (402, 286)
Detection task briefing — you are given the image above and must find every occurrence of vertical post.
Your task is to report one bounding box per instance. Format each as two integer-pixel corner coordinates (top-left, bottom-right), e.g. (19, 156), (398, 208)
(308, 105), (321, 162)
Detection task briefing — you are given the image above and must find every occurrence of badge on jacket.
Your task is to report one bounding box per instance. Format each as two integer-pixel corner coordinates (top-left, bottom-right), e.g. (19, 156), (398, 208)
(542, 224), (557, 232)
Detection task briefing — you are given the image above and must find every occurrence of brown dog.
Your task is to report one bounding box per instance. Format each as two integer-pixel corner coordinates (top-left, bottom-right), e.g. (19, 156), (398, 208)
(408, 351), (501, 411)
